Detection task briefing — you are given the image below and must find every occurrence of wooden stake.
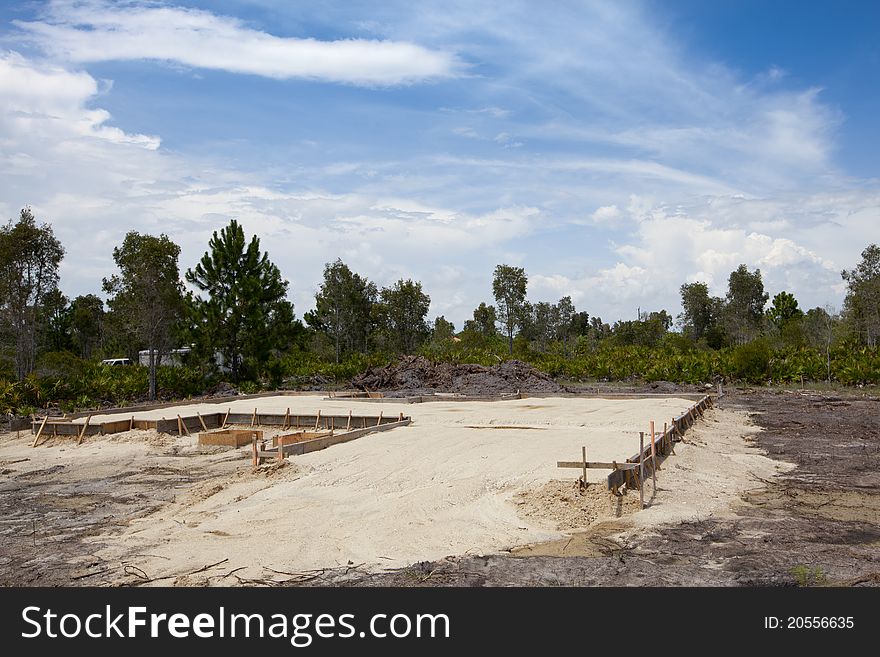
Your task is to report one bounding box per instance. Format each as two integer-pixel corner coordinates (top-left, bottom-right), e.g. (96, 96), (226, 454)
(32, 415), (49, 448)
(252, 435), (259, 467)
(582, 446), (587, 487)
(346, 410), (352, 431)
(130, 415), (135, 431)
(650, 420), (658, 472)
(197, 413), (208, 432)
(639, 432), (645, 510)
(251, 408), (257, 427)
(284, 408), (290, 430)
(223, 408), (230, 428)
(77, 415), (92, 444)
(177, 414), (190, 436)
(650, 422), (657, 487)
(315, 410), (321, 431)
(376, 410), (383, 427)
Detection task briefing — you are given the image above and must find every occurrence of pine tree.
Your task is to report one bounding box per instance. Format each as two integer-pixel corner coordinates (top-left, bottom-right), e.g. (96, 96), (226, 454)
(185, 220), (295, 382)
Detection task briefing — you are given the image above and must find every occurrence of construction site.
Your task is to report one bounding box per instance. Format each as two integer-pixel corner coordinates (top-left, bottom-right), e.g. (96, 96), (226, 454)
(0, 358), (877, 587)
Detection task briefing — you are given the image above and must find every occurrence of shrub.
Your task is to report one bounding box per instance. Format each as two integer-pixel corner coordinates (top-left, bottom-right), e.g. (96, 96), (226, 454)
(728, 340), (771, 383)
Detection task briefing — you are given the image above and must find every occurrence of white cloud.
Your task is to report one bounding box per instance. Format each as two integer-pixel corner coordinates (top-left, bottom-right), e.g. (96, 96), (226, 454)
(0, 50), (159, 148)
(589, 205), (622, 224)
(14, 0), (463, 86)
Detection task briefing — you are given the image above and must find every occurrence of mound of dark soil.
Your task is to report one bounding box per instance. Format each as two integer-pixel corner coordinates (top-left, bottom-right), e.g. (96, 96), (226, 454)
(350, 356), (566, 396)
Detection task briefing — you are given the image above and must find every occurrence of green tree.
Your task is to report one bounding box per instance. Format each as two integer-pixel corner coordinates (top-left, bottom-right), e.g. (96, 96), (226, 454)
(492, 264), (528, 354)
(555, 296), (576, 355)
(463, 302), (497, 337)
(841, 244), (880, 346)
(724, 265), (768, 344)
(612, 310), (670, 347)
(431, 316), (456, 343)
(529, 301), (558, 353)
(767, 291), (803, 328)
(803, 305), (839, 382)
(70, 294), (105, 359)
(0, 208), (65, 380)
(186, 219), (295, 382)
(377, 279), (431, 354)
(678, 282), (716, 342)
(104, 232), (184, 399)
(305, 259), (377, 363)
(41, 288), (72, 353)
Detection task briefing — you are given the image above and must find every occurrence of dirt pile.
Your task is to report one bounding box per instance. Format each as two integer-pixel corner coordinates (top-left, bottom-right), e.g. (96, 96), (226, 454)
(350, 356), (567, 396)
(514, 479), (639, 531)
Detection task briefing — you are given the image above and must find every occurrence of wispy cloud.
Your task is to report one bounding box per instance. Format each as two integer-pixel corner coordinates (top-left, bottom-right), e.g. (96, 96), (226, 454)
(13, 0), (463, 86)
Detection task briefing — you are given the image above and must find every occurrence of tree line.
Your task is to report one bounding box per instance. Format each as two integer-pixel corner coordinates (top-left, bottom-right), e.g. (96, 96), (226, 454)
(1, 206), (879, 402)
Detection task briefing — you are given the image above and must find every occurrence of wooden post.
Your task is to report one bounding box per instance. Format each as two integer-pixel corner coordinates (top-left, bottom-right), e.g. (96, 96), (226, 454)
(32, 415), (50, 448)
(251, 408), (257, 427)
(376, 410), (383, 427)
(330, 416), (334, 431)
(284, 408), (290, 430)
(223, 408), (230, 428)
(197, 413), (208, 432)
(650, 420), (658, 472)
(129, 415), (135, 431)
(581, 446), (587, 488)
(177, 415), (190, 436)
(346, 410), (352, 431)
(252, 435), (258, 467)
(315, 410), (321, 431)
(650, 422), (657, 487)
(639, 432), (645, 510)
(77, 415), (92, 444)
(611, 461), (619, 496)
(398, 411), (404, 421)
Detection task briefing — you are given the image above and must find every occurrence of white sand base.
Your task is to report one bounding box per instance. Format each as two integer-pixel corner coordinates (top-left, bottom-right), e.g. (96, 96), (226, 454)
(2, 395), (783, 585)
(86, 395), (697, 581)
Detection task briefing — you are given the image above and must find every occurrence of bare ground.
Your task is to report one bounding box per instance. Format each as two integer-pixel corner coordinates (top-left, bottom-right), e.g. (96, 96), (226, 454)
(1, 389), (878, 587)
(315, 389), (880, 587)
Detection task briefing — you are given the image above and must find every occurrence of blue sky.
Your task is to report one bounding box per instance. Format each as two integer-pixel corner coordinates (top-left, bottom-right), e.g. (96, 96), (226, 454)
(1, 1), (878, 327)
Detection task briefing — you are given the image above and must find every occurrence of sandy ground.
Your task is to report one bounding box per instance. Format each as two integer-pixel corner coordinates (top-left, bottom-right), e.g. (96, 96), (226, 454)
(511, 405), (794, 558)
(1, 394), (783, 586)
(87, 396), (694, 582)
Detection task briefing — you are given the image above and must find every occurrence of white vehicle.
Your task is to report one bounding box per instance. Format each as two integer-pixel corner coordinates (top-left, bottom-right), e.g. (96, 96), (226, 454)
(100, 358), (132, 366)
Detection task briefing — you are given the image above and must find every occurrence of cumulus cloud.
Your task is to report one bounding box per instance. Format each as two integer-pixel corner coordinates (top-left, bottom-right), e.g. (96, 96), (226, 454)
(0, 50), (159, 148)
(13, 0), (463, 86)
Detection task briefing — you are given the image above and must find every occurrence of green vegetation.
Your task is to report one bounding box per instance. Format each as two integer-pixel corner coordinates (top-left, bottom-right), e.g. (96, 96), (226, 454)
(1, 205), (879, 417)
(790, 565), (828, 587)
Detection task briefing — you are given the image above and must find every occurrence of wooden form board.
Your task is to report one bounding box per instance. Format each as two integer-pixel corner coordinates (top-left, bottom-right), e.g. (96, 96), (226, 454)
(199, 429), (263, 447)
(253, 418), (412, 465)
(606, 394), (713, 492)
(32, 411), (408, 439)
(271, 431), (333, 448)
